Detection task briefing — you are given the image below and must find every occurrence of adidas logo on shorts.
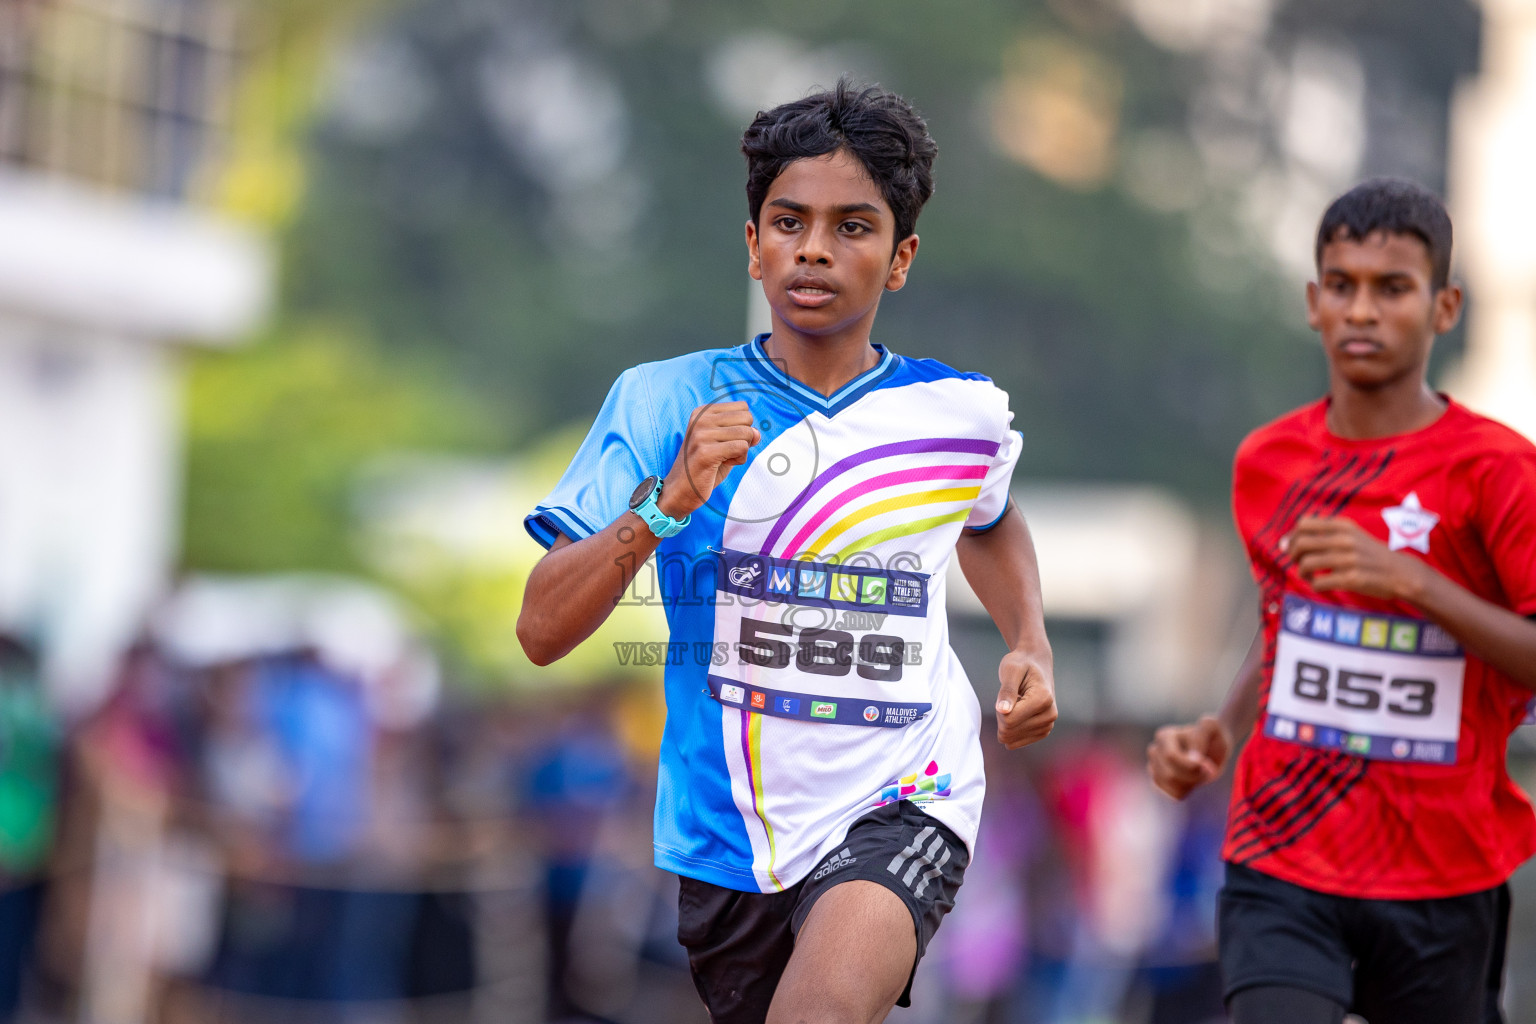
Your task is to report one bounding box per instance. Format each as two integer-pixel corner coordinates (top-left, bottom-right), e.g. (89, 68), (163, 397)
(812, 848), (856, 881)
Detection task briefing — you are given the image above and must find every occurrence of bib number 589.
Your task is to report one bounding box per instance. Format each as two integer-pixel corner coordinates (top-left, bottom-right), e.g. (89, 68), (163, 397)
(738, 618), (904, 682)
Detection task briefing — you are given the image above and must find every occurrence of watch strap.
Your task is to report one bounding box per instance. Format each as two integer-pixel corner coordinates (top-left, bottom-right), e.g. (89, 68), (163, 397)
(633, 480), (690, 539)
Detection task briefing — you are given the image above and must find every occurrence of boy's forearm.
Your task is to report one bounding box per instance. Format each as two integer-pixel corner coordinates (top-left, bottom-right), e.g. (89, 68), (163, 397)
(1216, 631), (1265, 743)
(517, 514), (665, 665)
(1400, 565), (1536, 693)
(955, 504), (1051, 656)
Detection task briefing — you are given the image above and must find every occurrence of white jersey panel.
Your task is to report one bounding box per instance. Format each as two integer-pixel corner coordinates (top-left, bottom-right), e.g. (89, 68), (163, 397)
(709, 377), (1014, 889)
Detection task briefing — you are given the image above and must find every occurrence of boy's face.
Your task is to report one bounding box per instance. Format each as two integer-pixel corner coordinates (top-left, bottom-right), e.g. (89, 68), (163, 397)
(1306, 229), (1463, 392)
(746, 150), (918, 343)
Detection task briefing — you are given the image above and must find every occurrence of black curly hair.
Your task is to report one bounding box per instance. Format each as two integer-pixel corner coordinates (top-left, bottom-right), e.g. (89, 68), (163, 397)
(1316, 178), (1454, 290)
(741, 78), (937, 248)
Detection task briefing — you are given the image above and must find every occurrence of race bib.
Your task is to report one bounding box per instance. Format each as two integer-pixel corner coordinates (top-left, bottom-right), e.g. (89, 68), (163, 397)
(1264, 595), (1464, 765)
(709, 549), (932, 728)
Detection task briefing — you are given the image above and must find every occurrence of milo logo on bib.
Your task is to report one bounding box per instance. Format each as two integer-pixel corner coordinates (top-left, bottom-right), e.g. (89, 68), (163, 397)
(1264, 595), (1464, 765)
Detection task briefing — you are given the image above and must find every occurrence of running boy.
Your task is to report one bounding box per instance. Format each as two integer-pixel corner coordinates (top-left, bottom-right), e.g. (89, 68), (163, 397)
(518, 81), (1057, 1024)
(1147, 179), (1536, 1024)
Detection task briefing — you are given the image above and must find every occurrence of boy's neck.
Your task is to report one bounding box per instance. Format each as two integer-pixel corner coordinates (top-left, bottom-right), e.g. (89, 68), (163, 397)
(1325, 373), (1447, 440)
(762, 326), (881, 398)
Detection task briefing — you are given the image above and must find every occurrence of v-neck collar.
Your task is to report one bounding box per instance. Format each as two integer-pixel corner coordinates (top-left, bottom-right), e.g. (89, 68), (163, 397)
(743, 334), (900, 417)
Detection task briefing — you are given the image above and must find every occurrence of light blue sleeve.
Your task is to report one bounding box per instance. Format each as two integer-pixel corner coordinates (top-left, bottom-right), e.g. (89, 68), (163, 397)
(525, 367), (664, 549)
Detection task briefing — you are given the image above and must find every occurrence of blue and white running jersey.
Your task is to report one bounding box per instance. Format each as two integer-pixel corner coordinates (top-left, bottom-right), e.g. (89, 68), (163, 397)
(526, 337), (1022, 893)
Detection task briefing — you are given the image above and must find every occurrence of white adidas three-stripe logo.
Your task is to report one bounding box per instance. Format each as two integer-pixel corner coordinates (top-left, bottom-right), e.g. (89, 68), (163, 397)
(886, 826), (950, 899)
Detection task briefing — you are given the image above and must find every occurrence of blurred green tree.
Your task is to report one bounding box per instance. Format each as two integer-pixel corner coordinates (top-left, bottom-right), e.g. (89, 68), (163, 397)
(183, 323), (495, 574)
(180, 0), (1479, 680)
(279, 0), (1476, 504)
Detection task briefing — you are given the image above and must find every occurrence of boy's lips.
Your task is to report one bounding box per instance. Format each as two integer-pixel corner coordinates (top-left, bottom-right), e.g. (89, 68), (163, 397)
(1337, 336), (1383, 357)
(787, 275), (837, 308)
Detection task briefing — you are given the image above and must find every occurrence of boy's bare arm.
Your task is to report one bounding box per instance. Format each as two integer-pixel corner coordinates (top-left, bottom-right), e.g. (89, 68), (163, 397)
(517, 402), (759, 665)
(954, 503), (1057, 749)
(1147, 631), (1263, 800)
(517, 522), (666, 666)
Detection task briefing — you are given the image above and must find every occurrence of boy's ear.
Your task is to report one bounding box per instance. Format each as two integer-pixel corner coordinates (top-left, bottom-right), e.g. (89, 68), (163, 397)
(1304, 280), (1322, 331)
(1432, 281), (1465, 335)
(745, 220), (763, 281)
(884, 234), (920, 292)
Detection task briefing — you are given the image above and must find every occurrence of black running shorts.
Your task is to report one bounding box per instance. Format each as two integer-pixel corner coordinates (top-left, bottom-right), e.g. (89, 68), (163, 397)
(675, 801), (968, 1024)
(1218, 861), (1510, 1024)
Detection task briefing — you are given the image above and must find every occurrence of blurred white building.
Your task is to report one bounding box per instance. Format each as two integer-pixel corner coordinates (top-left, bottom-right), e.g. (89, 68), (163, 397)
(0, 0), (271, 711)
(1451, 0), (1536, 439)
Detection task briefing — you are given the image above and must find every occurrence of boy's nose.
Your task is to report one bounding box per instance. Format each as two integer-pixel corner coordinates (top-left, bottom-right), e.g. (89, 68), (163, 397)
(796, 225), (834, 265)
(1346, 291), (1378, 323)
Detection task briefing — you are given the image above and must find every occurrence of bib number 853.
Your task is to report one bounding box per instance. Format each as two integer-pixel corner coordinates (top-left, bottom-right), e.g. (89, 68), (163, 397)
(1292, 660), (1435, 717)
(738, 618), (904, 682)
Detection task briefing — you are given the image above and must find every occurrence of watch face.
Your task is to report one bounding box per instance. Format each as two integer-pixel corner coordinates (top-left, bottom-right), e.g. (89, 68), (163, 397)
(629, 475), (660, 511)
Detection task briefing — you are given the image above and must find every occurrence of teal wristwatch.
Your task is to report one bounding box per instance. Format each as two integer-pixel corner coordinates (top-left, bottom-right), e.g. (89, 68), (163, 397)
(628, 475), (690, 539)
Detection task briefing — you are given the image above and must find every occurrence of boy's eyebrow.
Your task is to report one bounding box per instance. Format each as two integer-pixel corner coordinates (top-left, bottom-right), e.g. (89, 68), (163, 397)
(766, 198), (884, 217)
(1320, 266), (1420, 281)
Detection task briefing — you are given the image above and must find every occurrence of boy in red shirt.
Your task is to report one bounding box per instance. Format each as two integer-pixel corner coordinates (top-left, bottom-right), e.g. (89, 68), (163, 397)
(1147, 179), (1536, 1024)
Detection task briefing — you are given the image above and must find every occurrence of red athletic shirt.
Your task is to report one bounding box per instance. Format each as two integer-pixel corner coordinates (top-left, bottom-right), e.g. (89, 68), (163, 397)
(1224, 397), (1536, 899)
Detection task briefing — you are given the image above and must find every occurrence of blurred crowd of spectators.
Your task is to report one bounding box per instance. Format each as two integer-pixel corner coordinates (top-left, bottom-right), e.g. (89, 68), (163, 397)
(0, 610), (1233, 1024)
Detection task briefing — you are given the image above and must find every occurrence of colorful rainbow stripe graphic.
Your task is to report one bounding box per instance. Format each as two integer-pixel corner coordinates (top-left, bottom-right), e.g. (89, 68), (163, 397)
(741, 438), (996, 886)
(763, 437), (1001, 560)
(740, 709), (785, 891)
